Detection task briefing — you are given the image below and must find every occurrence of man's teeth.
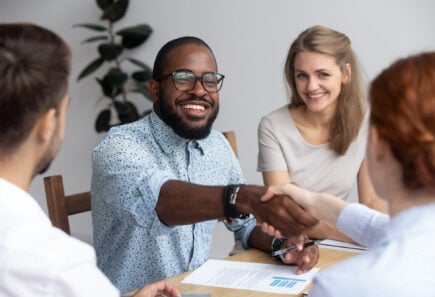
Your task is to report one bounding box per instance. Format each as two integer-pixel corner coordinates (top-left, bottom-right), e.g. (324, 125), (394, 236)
(183, 104), (205, 111)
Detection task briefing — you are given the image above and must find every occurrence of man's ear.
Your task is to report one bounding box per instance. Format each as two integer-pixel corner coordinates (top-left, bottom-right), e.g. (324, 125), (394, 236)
(35, 108), (57, 143)
(148, 80), (160, 102)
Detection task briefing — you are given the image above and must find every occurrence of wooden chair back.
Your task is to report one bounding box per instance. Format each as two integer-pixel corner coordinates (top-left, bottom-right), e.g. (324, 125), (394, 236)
(222, 131), (238, 158)
(43, 175), (91, 235)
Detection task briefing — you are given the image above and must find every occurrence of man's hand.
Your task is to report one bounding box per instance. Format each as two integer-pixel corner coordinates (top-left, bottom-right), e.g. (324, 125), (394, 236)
(280, 240), (319, 274)
(132, 279), (181, 297)
(237, 185), (319, 238)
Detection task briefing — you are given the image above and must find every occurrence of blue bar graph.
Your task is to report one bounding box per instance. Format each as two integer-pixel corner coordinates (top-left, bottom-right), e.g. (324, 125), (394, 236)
(270, 276), (306, 288)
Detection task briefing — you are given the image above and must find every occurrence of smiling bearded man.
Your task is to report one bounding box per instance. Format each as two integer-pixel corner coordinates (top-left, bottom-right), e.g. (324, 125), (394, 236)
(91, 36), (319, 293)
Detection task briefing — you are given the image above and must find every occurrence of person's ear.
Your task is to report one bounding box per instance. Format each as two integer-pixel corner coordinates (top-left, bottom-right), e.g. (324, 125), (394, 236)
(369, 126), (389, 161)
(35, 108), (57, 144)
(342, 63), (351, 83)
(148, 80), (160, 102)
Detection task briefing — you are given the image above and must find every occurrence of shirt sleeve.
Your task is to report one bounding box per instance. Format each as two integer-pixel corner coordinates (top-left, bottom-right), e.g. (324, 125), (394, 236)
(257, 116), (288, 172)
(336, 203), (389, 247)
(91, 132), (176, 232)
(224, 215), (257, 249)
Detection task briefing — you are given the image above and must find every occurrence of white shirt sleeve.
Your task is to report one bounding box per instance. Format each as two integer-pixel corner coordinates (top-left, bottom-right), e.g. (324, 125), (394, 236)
(336, 203), (389, 247)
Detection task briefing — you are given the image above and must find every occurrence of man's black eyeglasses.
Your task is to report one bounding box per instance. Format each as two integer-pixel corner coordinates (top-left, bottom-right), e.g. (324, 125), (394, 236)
(157, 70), (225, 92)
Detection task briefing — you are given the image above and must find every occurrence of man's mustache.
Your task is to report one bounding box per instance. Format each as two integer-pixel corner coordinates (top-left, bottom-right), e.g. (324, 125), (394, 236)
(176, 96), (214, 107)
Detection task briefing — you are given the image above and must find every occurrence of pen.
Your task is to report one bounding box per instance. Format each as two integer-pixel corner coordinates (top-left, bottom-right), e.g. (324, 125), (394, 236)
(271, 240), (318, 256)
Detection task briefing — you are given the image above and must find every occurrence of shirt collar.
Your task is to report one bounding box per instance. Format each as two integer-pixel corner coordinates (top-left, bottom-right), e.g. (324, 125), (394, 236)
(149, 110), (208, 155)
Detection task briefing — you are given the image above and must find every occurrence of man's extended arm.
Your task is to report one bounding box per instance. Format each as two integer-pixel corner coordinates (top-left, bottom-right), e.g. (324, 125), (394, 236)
(156, 180), (318, 238)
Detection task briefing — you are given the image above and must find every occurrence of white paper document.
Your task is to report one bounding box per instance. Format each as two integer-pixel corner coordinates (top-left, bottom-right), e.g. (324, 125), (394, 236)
(182, 259), (319, 295)
(319, 239), (367, 252)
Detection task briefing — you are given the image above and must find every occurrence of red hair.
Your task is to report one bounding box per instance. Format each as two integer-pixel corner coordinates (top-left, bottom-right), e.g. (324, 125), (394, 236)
(370, 52), (435, 192)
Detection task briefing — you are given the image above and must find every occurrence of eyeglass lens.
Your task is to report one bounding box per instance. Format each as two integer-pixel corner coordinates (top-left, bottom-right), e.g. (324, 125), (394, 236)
(172, 71), (223, 92)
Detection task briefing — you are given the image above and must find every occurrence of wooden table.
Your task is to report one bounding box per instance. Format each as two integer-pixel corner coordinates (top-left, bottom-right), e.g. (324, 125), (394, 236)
(167, 247), (359, 296)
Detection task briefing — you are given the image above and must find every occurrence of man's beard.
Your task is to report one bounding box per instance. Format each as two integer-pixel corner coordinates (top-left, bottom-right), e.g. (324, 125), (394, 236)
(35, 147), (55, 176)
(35, 123), (61, 176)
(158, 95), (219, 140)
(37, 160), (52, 175)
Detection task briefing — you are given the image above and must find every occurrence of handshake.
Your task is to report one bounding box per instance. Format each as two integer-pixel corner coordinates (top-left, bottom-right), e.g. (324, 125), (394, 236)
(235, 183), (337, 241)
(232, 183), (340, 274)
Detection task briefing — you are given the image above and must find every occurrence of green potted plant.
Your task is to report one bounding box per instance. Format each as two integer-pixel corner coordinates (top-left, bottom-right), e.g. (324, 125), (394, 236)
(75, 0), (153, 132)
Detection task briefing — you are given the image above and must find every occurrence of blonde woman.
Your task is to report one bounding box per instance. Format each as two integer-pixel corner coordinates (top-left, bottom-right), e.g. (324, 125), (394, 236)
(258, 25), (386, 241)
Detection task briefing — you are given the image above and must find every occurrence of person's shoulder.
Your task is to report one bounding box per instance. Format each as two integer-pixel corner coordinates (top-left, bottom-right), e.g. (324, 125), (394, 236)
(259, 104), (293, 131)
(2, 220), (96, 271)
(107, 117), (150, 137)
(201, 130), (228, 147)
(262, 104), (290, 119)
(95, 118), (151, 150)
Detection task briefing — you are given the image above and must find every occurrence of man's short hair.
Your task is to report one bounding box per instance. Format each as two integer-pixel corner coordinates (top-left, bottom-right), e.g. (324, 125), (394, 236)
(0, 23), (71, 153)
(152, 36), (216, 80)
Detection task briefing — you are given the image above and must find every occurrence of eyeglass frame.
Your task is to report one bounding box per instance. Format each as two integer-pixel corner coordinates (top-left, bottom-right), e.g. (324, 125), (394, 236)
(156, 69), (225, 92)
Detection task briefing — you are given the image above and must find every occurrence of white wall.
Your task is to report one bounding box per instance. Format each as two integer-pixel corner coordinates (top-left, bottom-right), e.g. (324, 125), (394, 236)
(2, 0), (435, 258)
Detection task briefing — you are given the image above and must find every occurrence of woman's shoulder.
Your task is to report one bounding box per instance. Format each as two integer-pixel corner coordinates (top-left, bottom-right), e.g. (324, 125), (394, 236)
(263, 104), (290, 118)
(260, 104), (294, 126)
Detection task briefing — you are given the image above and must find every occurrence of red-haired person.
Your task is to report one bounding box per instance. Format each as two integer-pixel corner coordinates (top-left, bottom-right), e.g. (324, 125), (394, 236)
(262, 52), (435, 296)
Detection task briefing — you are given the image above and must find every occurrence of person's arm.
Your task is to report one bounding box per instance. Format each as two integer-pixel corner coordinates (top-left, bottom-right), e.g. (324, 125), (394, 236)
(357, 160), (388, 212)
(262, 171), (290, 186)
(262, 183), (347, 226)
(263, 171), (352, 242)
(156, 180), (319, 238)
(262, 183), (390, 247)
(306, 221), (354, 242)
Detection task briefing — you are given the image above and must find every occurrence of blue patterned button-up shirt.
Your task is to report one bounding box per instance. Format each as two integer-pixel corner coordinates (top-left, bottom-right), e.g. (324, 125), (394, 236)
(91, 111), (256, 293)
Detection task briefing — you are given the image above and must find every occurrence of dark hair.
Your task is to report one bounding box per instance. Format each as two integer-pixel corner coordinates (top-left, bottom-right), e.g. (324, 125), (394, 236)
(152, 36), (215, 80)
(284, 25), (366, 155)
(0, 23), (71, 153)
(370, 52), (435, 192)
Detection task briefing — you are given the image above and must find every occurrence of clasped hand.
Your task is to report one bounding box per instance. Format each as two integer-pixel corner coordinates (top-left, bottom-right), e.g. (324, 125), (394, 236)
(245, 185), (318, 240)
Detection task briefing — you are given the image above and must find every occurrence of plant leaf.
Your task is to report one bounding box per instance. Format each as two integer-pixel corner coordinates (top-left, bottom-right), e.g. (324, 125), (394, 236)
(95, 108), (112, 132)
(128, 58), (152, 70)
(97, 0), (114, 10)
(73, 23), (107, 32)
(98, 43), (123, 61)
(132, 81), (153, 101)
(132, 70), (152, 82)
(101, 0), (129, 22)
(114, 100), (139, 124)
(103, 68), (128, 87)
(81, 35), (109, 44)
(77, 57), (105, 81)
(116, 24), (152, 49)
(97, 68), (128, 97)
(96, 78), (115, 98)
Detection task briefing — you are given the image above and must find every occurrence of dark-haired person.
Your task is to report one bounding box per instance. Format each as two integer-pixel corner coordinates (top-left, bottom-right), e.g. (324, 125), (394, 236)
(257, 25), (387, 242)
(0, 23), (179, 297)
(91, 36), (319, 293)
(262, 52), (435, 296)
